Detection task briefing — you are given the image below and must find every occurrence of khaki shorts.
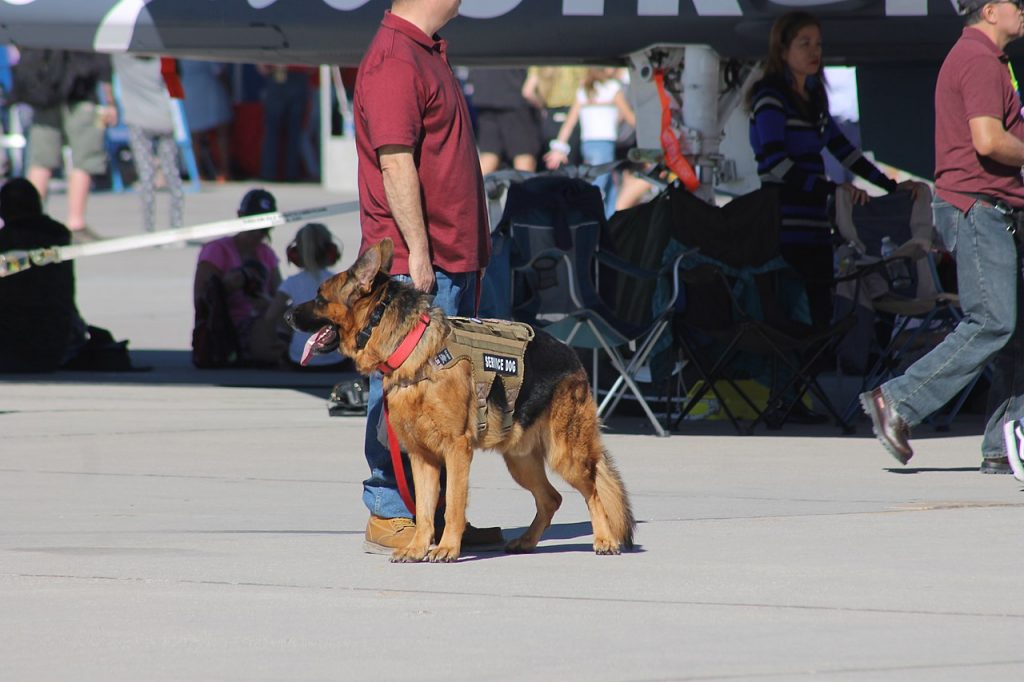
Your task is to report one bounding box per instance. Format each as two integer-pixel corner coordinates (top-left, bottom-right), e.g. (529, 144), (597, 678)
(28, 101), (108, 175)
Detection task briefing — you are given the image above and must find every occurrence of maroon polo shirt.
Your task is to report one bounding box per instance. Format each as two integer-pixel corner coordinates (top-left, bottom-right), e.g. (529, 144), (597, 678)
(934, 27), (1024, 212)
(354, 11), (489, 275)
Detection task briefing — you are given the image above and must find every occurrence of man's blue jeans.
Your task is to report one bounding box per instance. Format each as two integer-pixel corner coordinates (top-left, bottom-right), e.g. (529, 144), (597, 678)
(881, 198), (1023, 458)
(362, 270), (477, 518)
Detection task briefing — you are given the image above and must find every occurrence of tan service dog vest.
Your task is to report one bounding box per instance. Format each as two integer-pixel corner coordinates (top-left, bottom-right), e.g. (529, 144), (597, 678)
(432, 317), (534, 436)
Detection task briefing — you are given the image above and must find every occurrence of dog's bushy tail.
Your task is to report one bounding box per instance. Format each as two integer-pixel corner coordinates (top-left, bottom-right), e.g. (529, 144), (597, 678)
(596, 451), (635, 549)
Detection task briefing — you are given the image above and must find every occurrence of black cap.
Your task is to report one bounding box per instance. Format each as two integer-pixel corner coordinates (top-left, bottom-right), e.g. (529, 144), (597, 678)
(237, 188), (277, 217)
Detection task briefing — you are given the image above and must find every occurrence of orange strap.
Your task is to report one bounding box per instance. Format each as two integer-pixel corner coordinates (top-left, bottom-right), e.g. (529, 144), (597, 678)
(653, 68), (699, 192)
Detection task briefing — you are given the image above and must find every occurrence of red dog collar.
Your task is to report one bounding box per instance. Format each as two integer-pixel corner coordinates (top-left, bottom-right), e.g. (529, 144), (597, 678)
(377, 314), (431, 375)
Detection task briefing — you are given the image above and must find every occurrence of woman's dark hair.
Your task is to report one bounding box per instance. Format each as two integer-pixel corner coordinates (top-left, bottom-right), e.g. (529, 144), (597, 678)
(747, 11), (829, 116)
(0, 178), (43, 222)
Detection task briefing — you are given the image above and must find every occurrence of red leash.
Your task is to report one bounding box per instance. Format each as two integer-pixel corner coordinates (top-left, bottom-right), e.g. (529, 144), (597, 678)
(380, 313), (431, 515)
(383, 399), (416, 514)
(380, 271), (479, 516)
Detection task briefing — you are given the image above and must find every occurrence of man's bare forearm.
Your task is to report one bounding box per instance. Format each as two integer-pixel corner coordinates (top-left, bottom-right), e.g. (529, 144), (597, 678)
(969, 117), (1024, 167)
(379, 147), (434, 290)
(380, 152), (429, 257)
(985, 132), (1024, 167)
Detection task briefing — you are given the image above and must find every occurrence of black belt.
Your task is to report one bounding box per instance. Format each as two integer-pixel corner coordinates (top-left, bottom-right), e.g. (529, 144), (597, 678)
(960, 193), (1024, 244)
(961, 192), (1022, 217)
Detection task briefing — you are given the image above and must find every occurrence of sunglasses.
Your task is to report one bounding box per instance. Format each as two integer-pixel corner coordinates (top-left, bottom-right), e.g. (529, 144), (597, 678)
(992, 0), (1024, 10)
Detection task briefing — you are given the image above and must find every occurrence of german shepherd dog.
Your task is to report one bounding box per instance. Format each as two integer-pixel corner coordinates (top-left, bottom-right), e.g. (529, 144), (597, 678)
(286, 239), (634, 562)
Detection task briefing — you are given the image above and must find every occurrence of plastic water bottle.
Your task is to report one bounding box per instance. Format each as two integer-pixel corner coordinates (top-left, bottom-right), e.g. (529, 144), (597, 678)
(880, 236), (913, 295)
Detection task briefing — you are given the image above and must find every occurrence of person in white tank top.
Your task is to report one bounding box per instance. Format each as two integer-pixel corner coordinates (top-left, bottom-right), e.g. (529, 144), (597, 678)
(543, 67), (635, 216)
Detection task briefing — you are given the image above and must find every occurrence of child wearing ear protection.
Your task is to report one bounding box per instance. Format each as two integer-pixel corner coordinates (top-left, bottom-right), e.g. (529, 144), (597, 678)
(264, 222), (350, 369)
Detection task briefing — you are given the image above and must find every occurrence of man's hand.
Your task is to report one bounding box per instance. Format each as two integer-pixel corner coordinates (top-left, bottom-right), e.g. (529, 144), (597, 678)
(408, 248), (435, 293)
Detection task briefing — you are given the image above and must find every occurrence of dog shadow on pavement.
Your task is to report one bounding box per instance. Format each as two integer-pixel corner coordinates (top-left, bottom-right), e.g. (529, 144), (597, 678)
(460, 520), (646, 560)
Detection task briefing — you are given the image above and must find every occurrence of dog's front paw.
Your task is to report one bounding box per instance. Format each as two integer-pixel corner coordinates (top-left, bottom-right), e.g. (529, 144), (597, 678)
(426, 545), (461, 562)
(593, 538), (622, 555)
(390, 545), (430, 563)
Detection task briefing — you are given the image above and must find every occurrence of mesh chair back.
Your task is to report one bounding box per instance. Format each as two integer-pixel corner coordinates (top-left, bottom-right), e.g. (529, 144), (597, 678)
(502, 177), (611, 324)
(848, 192), (914, 257)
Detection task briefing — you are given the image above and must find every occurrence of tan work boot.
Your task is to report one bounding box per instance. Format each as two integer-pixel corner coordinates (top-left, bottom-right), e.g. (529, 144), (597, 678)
(363, 515), (416, 555)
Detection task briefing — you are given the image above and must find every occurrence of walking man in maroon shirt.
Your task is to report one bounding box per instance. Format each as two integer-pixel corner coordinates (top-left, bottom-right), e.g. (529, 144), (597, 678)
(353, 0), (500, 553)
(861, 0), (1024, 473)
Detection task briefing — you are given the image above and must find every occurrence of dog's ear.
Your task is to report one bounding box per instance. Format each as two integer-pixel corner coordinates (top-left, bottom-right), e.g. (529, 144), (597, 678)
(350, 243), (385, 292)
(378, 238), (394, 274)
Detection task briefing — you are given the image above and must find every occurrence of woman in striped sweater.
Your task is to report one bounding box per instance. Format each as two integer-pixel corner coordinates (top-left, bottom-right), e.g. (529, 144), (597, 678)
(748, 11), (912, 328)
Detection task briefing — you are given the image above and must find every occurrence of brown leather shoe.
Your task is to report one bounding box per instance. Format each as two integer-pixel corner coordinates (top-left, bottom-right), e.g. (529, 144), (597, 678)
(365, 516), (505, 554)
(363, 515), (415, 555)
(859, 388), (913, 464)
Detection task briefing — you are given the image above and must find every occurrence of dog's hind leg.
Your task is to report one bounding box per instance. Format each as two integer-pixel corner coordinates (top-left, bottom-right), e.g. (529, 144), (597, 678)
(546, 377), (635, 554)
(429, 439), (473, 563)
(390, 453), (439, 563)
(502, 443), (562, 554)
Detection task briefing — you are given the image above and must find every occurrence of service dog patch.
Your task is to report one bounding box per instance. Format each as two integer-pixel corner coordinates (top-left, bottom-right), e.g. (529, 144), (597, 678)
(483, 352), (518, 376)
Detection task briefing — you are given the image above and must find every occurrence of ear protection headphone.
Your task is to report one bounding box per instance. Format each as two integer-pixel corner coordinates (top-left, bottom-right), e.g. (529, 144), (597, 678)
(286, 235), (341, 268)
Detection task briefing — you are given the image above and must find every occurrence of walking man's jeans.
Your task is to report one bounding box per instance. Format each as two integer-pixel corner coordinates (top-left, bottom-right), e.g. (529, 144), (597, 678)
(362, 270), (477, 518)
(881, 198), (1023, 458)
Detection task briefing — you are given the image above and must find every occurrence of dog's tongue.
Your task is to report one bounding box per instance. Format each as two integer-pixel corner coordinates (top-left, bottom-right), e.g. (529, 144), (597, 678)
(300, 325), (335, 366)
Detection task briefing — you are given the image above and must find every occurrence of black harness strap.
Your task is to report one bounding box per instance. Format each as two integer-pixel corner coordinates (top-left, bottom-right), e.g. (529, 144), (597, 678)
(355, 280), (394, 351)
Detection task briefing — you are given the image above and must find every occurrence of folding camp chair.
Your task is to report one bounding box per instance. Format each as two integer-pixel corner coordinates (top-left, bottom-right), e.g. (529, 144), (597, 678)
(671, 258), (856, 434)
(480, 162), (629, 320)
(504, 176), (688, 436)
(666, 187), (856, 434)
(833, 186), (977, 429)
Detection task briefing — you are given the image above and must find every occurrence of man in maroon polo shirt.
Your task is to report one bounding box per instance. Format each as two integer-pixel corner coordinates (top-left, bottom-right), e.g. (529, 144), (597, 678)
(861, 0), (1024, 474)
(353, 0), (500, 554)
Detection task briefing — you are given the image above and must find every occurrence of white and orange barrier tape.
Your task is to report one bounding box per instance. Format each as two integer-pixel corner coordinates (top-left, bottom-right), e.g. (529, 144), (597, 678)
(0, 200), (359, 278)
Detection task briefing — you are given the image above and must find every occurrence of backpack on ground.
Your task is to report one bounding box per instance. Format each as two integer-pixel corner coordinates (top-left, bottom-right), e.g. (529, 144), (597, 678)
(62, 325), (142, 372)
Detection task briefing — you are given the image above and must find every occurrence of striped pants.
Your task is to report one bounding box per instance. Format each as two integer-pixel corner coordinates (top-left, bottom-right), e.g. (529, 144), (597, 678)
(127, 125), (184, 232)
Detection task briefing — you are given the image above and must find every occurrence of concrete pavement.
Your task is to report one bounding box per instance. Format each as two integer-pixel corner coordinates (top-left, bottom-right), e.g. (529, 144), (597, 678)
(2, 182), (1023, 681)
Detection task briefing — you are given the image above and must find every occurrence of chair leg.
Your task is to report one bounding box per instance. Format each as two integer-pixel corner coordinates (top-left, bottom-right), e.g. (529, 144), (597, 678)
(748, 328), (853, 434)
(589, 321), (667, 437)
(599, 319), (669, 419)
(672, 334), (759, 435)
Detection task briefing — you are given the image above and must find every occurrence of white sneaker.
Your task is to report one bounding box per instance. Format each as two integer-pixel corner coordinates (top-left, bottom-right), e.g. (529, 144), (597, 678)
(1003, 419), (1024, 482)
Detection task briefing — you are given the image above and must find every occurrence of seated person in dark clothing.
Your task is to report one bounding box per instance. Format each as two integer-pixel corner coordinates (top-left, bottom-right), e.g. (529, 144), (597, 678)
(0, 178), (82, 372)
